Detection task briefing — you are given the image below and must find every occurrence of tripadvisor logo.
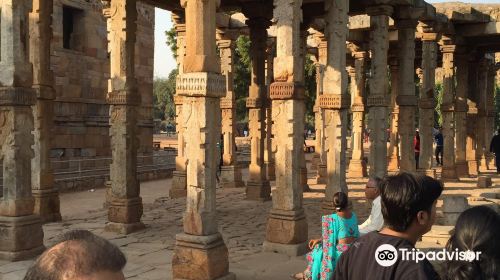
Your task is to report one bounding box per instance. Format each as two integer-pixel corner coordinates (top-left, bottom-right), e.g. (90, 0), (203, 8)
(375, 244), (482, 267)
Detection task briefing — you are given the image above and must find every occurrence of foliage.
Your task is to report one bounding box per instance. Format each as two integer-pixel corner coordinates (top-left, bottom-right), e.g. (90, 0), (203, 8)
(304, 54), (317, 130)
(166, 27), (177, 59)
(434, 82), (443, 127)
(153, 68), (178, 127)
(233, 35), (251, 123)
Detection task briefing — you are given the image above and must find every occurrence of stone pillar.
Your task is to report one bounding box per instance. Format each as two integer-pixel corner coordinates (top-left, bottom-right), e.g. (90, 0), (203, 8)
(246, 17), (271, 201)
(170, 14), (187, 198)
(263, 0), (308, 256)
(264, 42), (276, 181)
(30, 0), (61, 222)
(103, 0), (144, 234)
(440, 42), (458, 179)
(366, 5), (392, 178)
(486, 65), (496, 169)
(347, 51), (368, 178)
(0, 0), (45, 260)
(466, 59), (479, 177)
(320, 0), (350, 212)
(313, 40), (328, 184)
(387, 59), (400, 173)
(418, 31), (439, 175)
(454, 52), (469, 177)
(396, 18), (418, 173)
(299, 28), (310, 193)
(477, 59), (489, 172)
(172, 0), (234, 278)
(218, 39), (244, 189)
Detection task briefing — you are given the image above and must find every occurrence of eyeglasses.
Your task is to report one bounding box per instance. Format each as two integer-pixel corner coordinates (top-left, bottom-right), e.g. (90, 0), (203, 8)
(365, 186), (377, 189)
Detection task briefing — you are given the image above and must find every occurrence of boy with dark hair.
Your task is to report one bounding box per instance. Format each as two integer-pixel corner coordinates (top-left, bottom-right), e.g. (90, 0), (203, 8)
(24, 229), (127, 280)
(334, 172), (443, 280)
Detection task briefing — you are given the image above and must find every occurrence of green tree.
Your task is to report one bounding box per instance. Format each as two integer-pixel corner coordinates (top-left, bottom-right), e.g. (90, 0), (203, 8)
(434, 82), (443, 127)
(233, 35), (251, 124)
(153, 68), (178, 125)
(304, 54), (317, 129)
(166, 27), (177, 59)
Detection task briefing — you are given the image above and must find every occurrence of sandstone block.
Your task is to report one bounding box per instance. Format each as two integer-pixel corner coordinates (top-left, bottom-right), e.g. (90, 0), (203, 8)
(477, 176), (492, 188)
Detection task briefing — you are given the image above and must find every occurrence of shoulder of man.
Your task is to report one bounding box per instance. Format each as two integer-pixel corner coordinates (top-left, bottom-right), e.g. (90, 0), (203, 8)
(395, 258), (440, 280)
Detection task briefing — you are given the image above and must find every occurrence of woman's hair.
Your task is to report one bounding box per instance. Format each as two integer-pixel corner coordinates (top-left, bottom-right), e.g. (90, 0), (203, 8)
(444, 205), (500, 280)
(333, 192), (349, 212)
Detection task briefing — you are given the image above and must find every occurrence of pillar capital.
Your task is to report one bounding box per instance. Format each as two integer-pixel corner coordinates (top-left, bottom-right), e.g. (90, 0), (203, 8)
(353, 51), (368, 60)
(421, 32), (440, 42)
(366, 5), (393, 16)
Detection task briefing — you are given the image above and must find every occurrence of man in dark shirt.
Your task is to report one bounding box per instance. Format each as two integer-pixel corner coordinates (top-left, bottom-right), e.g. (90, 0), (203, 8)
(434, 128), (443, 166)
(490, 129), (500, 173)
(334, 172), (443, 280)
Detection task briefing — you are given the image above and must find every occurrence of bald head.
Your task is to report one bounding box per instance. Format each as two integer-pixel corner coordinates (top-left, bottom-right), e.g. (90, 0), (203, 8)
(24, 230), (126, 280)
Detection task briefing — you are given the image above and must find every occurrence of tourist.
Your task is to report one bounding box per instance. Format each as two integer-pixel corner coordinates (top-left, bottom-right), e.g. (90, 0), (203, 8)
(334, 172), (442, 280)
(489, 128), (500, 173)
(443, 205), (500, 280)
(24, 230), (126, 280)
(414, 129), (420, 170)
(359, 176), (384, 236)
(293, 192), (359, 280)
(435, 127), (444, 166)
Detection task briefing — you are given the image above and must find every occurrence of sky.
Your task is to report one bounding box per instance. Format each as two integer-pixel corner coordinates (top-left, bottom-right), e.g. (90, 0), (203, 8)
(153, 0), (500, 78)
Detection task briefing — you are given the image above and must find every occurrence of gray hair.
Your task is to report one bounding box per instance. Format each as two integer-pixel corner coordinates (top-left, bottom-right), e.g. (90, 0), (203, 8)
(368, 176), (382, 188)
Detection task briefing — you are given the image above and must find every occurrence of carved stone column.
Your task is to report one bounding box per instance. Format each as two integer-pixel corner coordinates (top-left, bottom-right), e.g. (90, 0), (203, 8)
(30, 0), (61, 222)
(103, 0), (144, 234)
(486, 65), (496, 169)
(218, 39), (244, 189)
(440, 42), (458, 179)
(172, 0), (234, 278)
(454, 52), (469, 177)
(477, 59), (489, 172)
(466, 59), (479, 177)
(366, 5), (392, 178)
(395, 18), (419, 172)
(418, 31), (439, 176)
(246, 17), (271, 201)
(347, 51), (368, 178)
(0, 0), (45, 260)
(263, 0), (308, 256)
(299, 28), (310, 193)
(264, 41), (276, 181)
(387, 58), (400, 173)
(313, 39), (328, 184)
(170, 13), (187, 198)
(320, 0), (350, 212)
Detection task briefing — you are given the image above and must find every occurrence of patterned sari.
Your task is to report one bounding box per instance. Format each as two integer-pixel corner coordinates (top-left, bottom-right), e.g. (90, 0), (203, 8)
(304, 213), (359, 280)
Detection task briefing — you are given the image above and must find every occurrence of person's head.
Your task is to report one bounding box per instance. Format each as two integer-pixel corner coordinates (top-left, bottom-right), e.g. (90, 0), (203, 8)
(24, 230), (126, 280)
(444, 206), (500, 280)
(365, 176), (382, 200)
(380, 172), (443, 236)
(333, 191), (349, 212)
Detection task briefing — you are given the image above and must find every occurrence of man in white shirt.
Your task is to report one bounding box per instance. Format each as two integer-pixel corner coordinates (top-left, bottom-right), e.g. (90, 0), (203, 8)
(359, 176), (384, 235)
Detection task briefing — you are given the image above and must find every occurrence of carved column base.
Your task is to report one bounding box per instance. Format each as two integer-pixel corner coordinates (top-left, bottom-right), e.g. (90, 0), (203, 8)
(387, 156), (399, 173)
(348, 159), (367, 178)
(265, 161), (276, 181)
(32, 189), (61, 223)
(311, 164), (327, 184)
(442, 166), (458, 180)
(264, 209), (308, 256)
(467, 160), (478, 177)
(455, 161), (469, 177)
(106, 197), (145, 234)
(172, 233), (234, 280)
(219, 165), (244, 188)
(246, 180), (271, 201)
(170, 171), (187, 198)
(479, 157), (489, 173)
(301, 168), (310, 192)
(0, 215), (45, 261)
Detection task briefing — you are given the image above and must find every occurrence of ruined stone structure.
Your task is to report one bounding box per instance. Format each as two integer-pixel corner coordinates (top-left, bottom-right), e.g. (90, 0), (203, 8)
(1, 1), (500, 280)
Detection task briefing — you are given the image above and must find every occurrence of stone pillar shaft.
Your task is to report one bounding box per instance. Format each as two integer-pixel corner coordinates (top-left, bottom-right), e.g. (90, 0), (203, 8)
(313, 40), (328, 184)
(466, 60), (479, 176)
(396, 21), (418, 172)
(264, 0), (308, 257)
(30, 0), (61, 222)
(0, 0), (45, 261)
(246, 18), (271, 200)
(454, 53), (469, 176)
(104, 0), (144, 234)
(172, 0), (233, 279)
(477, 60), (489, 172)
(347, 52), (368, 178)
(367, 5), (392, 178)
(321, 0), (349, 213)
(486, 66), (496, 169)
(387, 61), (400, 172)
(419, 34), (438, 174)
(264, 43), (276, 181)
(440, 44), (457, 179)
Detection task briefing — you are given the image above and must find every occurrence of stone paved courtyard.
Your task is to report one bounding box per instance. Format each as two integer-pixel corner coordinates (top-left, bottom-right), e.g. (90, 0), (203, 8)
(0, 163), (499, 280)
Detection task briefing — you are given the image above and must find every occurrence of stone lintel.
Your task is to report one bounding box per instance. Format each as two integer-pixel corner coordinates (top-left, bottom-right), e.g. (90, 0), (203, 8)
(107, 91), (141, 106)
(246, 97), (263, 108)
(396, 95), (417, 106)
(319, 94), (350, 109)
(419, 98), (436, 109)
(367, 96), (389, 107)
(176, 72), (226, 98)
(366, 5), (393, 16)
(0, 87), (36, 106)
(269, 82), (304, 100)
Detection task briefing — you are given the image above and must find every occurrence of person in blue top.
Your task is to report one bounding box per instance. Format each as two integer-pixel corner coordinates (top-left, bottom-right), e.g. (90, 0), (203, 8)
(292, 192), (359, 280)
(434, 127), (444, 166)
